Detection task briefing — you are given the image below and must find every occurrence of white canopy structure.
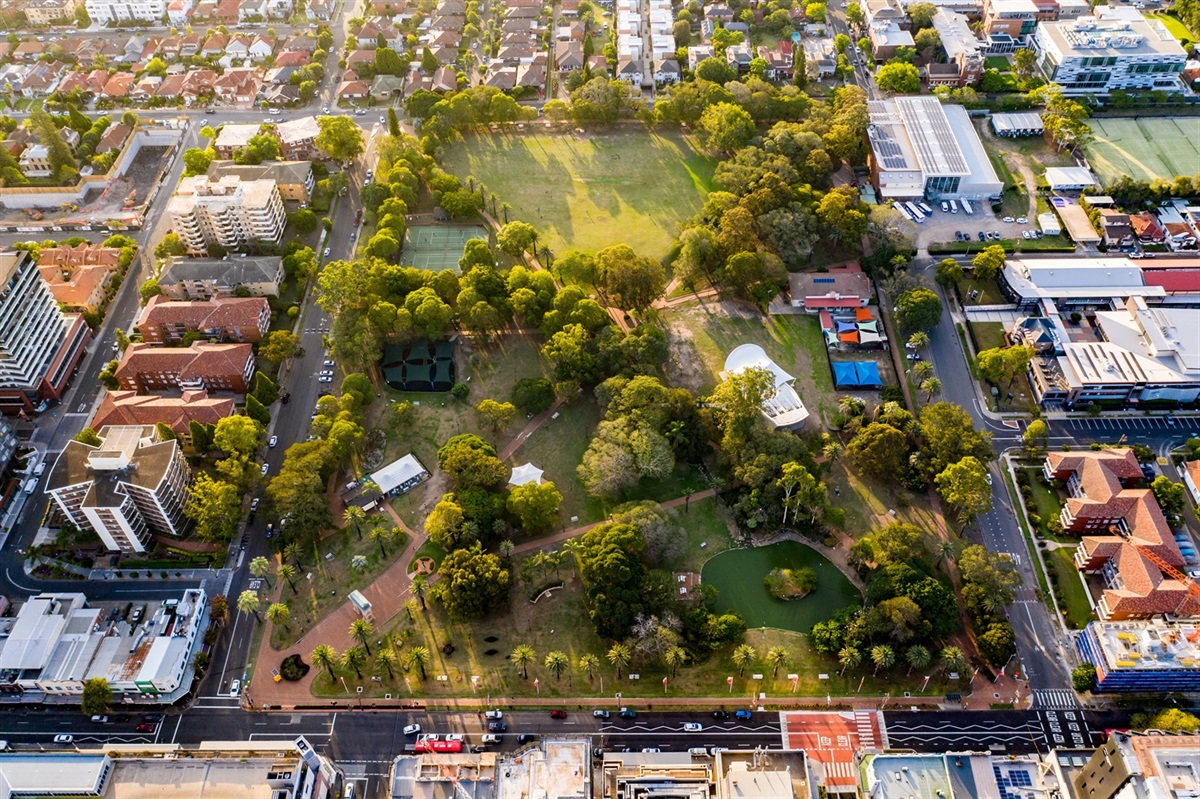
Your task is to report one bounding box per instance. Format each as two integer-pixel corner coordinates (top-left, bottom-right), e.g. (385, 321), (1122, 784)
(509, 462), (544, 486)
(722, 344), (810, 429)
(369, 453), (429, 496)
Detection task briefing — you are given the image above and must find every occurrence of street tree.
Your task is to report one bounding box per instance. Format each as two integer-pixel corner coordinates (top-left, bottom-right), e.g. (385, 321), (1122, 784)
(732, 644), (757, 676)
(81, 677), (111, 716)
(838, 646), (861, 675)
(876, 62), (920, 93)
(766, 646), (789, 677)
(184, 474), (242, 545)
(237, 590), (262, 621)
(895, 287), (942, 332)
(579, 653), (601, 681)
(607, 642), (632, 678)
(971, 245), (1006, 280)
(935, 258), (963, 287)
(249, 556), (272, 586)
(935, 456), (993, 522)
(312, 645), (339, 679)
(267, 603), (290, 630)
(512, 644), (536, 679)
(405, 646), (430, 680)
(544, 650), (569, 679)
(871, 644), (895, 674)
(341, 647), (367, 679)
(315, 115), (366, 164)
(278, 564), (298, 593)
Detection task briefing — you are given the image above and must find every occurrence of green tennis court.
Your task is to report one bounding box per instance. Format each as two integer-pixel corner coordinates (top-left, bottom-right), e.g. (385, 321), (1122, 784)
(401, 225), (488, 271)
(1085, 117), (1200, 185)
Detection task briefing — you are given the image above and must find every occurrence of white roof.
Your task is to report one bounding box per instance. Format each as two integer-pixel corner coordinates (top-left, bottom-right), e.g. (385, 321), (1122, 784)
(0, 595), (73, 670)
(0, 755), (111, 793)
(213, 123), (261, 149)
(369, 454), (427, 495)
(723, 344), (809, 428)
(1045, 166), (1099, 188)
(991, 112), (1044, 133)
(1059, 341), (1191, 386)
(508, 463), (543, 486)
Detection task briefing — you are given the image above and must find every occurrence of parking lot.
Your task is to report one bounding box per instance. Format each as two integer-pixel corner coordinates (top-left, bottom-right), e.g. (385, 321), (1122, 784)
(1062, 415), (1199, 434)
(901, 201), (1036, 249)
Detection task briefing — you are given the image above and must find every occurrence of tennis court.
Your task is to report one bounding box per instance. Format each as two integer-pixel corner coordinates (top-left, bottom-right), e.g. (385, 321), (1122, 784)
(1085, 117), (1200, 185)
(401, 225), (488, 271)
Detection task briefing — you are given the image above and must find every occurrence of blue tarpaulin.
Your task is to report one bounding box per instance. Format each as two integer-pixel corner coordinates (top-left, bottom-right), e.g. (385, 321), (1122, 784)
(832, 361), (883, 388)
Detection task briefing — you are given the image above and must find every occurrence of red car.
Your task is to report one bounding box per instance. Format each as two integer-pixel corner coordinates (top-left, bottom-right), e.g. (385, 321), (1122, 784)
(550, 710), (567, 719)
(135, 723), (156, 732)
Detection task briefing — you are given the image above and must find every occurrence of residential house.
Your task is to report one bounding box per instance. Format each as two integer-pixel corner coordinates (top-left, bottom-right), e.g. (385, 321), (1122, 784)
(654, 58), (681, 83)
(516, 62), (545, 89)
(202, 33), (228, 57)
(1100, 210), (1137, 250)
(181, 68), (217, 101)
(556, 40), (584, 72)
(757, 42), (794, 81)
(370, 74), (405, 101)
(96, 123), (131, 155)
(213, 68), (260, 106)
(431, 65), (457, 91)
(129, 76), (162, 102)
(265, 65), (298, 85)
(616, 58), (642, 84)
(114, 342), (255, 394)
(19, 145), (52, 178)
(36, 243), (122, 314)
(274, 115), (320, 159)
(307, 0), (332, 18)
(687, 44), (715, 70)
(20, 63), (62, 99)
(24, 0), (79, 25)
(247, 35), (275, 60)
(262, 84), (301, 104)
(484, 67), (517, 90)
(167, 0), (193, 25)
(12, 42), (45, 62)
(337, 78), (369, 101)
(155, 74), (186, 98)
(1130, 212), (1166, 244)
(725, 43), (754, 73)
(135, 295), (270, 344)
(212, 122), (262, 157)
(273, 50), (312, 67)
(178, 32), (203, 57)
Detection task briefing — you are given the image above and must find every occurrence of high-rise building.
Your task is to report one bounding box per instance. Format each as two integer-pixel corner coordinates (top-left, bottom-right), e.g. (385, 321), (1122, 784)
(0, 252), (91, 415)
(166, 175), (286, 256)
(46, 426), (192, 553)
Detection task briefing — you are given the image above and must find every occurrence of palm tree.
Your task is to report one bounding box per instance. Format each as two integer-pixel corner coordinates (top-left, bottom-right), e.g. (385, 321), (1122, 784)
(344, 506), (367, 540)
(905, 644), (931, 675)
(266, 602), (290, 630)
(544, 650), (569, 680)
(823, 441), (844, 462)
(838, 646), (861, 676)
(579, 654), (601, 681)
(499, 539), (515, 560)
(940, 646), (967, 674)
(412, 575), (427, 609)
(249, 556), (272, 586)
(921, 377), (942, 401)
(871, 644), (895, 675)
(500, 201), (511, 224)
(237, 590), (262, 622)
(765, 646), (788, 678)
(908, 332), (930, 349)
(312, 644), (338, 680)
(838, 396), (865, 417)
(341, 646), (367, 679)
(607, 643), (631, 679)
(370, 521), (392, 557)
(350, 619), (374, 656)
(277, 563), (298, 593)
(732, 644), (757, 677)
(283, 542), (303, 567)
(374, 647), (399, 680)
(912, 360), (935, 380)
(512, 645), (536, 679)
(665, 646), (688, 678)
(403, 598), (420, 622)
(936, 539), (957, 567)
(405, 645), (430, 680)
(351, 554), (368, 573)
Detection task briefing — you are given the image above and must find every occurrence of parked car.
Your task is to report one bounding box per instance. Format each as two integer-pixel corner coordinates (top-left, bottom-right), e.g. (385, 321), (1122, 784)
(446, 734), (464, 742)
(91, 715), (108, 723)
(135, 723), (155, 732)
(488, 721), (507, 732)
(978, 231), (986, 241)
(268, 435), (278, 448)
(1017, 217), (1028, 224)
(54, 734), (74, 743)
(1002, 216), (1015, 223)
(619, 708), (638, 719)
(517, 733), (537, 744)
(642, 747), (661, 753)
(403, 724), (421, 736)
(712, 711), (730, 720)
(481, 734), (500, 744)
(683, 722), (702, 732)
(593, 710), (611, 719)
(250, 498), (260, 511)
(323, 247), (331, 258)
(230, 680), (241, 697)
(735, 710), (753, 720)
(485, 710), (503, 719)
(260, 463), (269, 475)
(323, 359), (335, 367)
(550, 710), (567, 719)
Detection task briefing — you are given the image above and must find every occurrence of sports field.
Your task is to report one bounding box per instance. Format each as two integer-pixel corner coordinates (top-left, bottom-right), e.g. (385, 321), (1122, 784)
(442, 129), (717, 261)
(1084, 117), (1200, 185)
(401, 225), (488, 270)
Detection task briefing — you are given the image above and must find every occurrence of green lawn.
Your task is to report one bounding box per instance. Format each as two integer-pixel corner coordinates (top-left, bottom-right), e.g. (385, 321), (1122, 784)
(511, 397), (605, 527)
(1048, 547), (1094, 630)
(985, 56), (1011, 71)
(957, 278), (1006, 306)
(442, 129), (717, 262)
(1021, 468), (1071, 541)
(1085, 117), (1200, 185)
(969, 321), (1007, 351)
(1149, 12), (1196, 41)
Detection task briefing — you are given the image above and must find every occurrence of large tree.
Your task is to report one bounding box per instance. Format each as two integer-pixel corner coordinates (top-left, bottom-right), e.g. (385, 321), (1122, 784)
(574, 522), (647, 639)
(847, 422), (910, 481)
(213, 415), (262, 457)
(81, 677), (111, 716)
(437, 434), (507, 490)
(876, 62), (920, 93)
(698, 102), (756, 154)
(507, 481), (563, 532)
(433, 542), (511, 621)
(895, 287), (943, 333)
(935, 456), (993, 523)
(595, 244), (666, 311)
(919, 402), (993, 476)
(315, 115), (366, 164)
(184, 474), (242, 545)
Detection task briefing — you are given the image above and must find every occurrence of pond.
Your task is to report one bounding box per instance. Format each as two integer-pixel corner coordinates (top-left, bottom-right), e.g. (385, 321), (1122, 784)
(701, 541), (862, 633)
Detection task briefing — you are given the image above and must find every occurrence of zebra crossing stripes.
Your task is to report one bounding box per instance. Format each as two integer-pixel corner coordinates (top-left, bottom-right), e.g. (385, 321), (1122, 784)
(855, 711), (878, 750)
(1032, 689), (1080, 710)
(823, 761), (857, 781)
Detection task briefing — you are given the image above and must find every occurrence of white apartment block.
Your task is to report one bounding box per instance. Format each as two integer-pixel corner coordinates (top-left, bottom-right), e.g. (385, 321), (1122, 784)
(85, 0), (167, 24)
(0, 253), (76, 397)
(1033, 7), (1188, 94)
(0, 590), (207, 703)
(167, 174), (286, 256)
(46, 425), (191, 553)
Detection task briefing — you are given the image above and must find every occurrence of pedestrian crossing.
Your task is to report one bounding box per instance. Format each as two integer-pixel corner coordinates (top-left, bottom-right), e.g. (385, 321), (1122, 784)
(855, 711), (878, 750)
(1032, 689), (1080, 710)
(823, 760), (858, 781)
(1064, 416), (1198, 432)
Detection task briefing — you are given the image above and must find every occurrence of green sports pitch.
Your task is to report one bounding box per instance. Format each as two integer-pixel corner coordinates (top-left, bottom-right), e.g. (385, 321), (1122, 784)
(401, 225), (488, 271)
(1084, 117), (1200, 185)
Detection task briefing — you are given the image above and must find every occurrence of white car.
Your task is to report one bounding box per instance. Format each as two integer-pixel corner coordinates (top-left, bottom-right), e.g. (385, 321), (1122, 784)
(323, 359), (335, 367)
(260, 463), (269, 475)
(485, 710), (503, 719)
(319, 376), (333, 383)
(1022, 230), (1031, 239)
(683, 722), (702, 732)
(269, 108), (281, 115)
(1002, 216), (1015, 223)
(642, 747), (661, 753)
(269, 435), (278, 448)
(324, 247), (331, 258)
(403, 724), (421, 736)
(1017, 217), (1028, 224)
(54, 734), (74, 743)
(446, 734), (465, 742)
(319, 370), (334, 376)
(230, 680), (240, 697)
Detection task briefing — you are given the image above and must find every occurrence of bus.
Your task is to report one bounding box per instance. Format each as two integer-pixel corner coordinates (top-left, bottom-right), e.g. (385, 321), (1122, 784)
(917, 201), (933, 215)
(894, 202), (914, 222)
(905, 202), (926, 222)
(413, 739), (464, 754)
(961, 199), (974, 215)
(949, 199), (959, 214)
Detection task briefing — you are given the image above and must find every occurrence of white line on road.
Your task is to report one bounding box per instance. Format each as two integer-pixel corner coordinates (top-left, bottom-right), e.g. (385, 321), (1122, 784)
(171, 714), (184, 744)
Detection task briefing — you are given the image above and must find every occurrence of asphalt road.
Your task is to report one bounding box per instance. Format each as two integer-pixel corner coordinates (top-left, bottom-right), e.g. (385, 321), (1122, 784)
(882, 708), (1129, 754)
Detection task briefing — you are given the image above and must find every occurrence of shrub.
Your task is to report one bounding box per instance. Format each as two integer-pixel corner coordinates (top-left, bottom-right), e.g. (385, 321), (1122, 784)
(280, 653), (311, 681)
(450, 382), (470, 400)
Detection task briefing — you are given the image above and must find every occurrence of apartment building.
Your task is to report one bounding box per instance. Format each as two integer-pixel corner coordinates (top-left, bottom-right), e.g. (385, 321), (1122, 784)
(1033, 7), (1188, 94)
(0, 253), (91, 415)
(167, 174), (286, 255)
(157, 255), (284, 299)
(85, 0), (168, 24)
(1075, 620), (1200, 693)
(983, 0), (1038, 39)
(1043, 448), (1200, 620)
(0, 590), (208, 704)
(46, 426), (192, 553)
(1075, 733), (1200, 799)
(135, 295), (270, 344)
(36, 243), (123, 314)
(91, 389), (233, 439)
(24, 0), (79, 24)
(113, 342), (255, 394)
(206, 159), (314, 202)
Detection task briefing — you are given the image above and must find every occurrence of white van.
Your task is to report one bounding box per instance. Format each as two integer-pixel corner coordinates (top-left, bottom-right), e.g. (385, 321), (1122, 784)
(688, 747), (709, 756)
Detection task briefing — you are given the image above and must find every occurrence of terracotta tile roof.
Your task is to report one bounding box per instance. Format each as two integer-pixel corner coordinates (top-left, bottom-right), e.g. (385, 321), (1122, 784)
(115, 342), (253, 389)
(136, 296), (268, 342)
(1046, 448), (1142, 482)
(92, 389), (234, 435)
